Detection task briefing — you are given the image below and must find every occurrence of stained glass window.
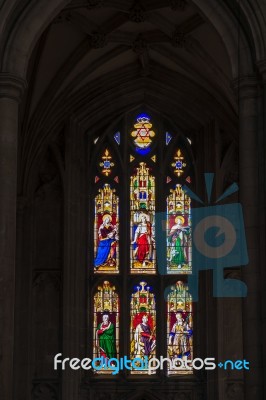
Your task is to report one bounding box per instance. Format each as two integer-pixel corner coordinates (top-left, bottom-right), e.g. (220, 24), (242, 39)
(167, 281), (193, 375)
(91, 113), (195, 378)
(94, 184), (119, 273)
(130, 281), (156, 374)
(93, 281), (119, 374)
(130, 162), (156, 274)
(131, 114), (155, 155)
(166, 184), (192, 274)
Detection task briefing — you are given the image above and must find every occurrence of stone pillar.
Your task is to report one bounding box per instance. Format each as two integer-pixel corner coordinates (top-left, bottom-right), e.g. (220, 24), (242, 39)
(257, 60), (266, 395)
(237, 76), (263, 399)
(62, 119), (87, 399)
(0, 73), (27, 399)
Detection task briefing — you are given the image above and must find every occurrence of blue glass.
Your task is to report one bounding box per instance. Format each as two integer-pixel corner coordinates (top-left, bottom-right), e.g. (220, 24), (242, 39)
(139, 192), (147, 199)
(166, 132), (172, 145)
(135, 147), (151, 155)
(104, 161), (111, 168)
(176, 161), (183, 169)
(114, 131), (120, 145)
(133, 283), (153, 293)
(136, 113), (150, 121)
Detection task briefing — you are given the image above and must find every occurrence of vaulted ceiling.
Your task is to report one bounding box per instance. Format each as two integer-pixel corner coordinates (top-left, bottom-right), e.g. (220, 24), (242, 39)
(23, 0), (235, 133)
(1, 0), (261, 193)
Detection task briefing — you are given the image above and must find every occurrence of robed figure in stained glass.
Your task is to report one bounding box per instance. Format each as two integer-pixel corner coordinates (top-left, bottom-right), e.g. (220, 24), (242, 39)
(132, 213), (153, 266)
(133, 314), (156, 358)
(167, 184), (192, 274)
(168, 216), (189, 268)
(93, 281), (119, 373)
(130, 282), (156, 373)
(168, 312), (192, 359)
(94, 214), (118, 268)
(96, 313), (116, 360)
(94, 184), (119, 273)
(130, 163), (156, 273)
(167, 281), (193, 375)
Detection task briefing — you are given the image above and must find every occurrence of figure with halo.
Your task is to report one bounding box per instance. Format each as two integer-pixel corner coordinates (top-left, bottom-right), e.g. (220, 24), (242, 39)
(94, 213), (118, 268)
(131, 212), (154, 267)
(168, 215), (189, 269)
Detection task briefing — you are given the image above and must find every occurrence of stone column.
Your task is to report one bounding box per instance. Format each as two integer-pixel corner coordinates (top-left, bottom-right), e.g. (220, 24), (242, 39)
(62, 119), (87, 399)
(237, 76), (263, 399)
(0, 73), (27, 400)
(257, 60), (266, 395)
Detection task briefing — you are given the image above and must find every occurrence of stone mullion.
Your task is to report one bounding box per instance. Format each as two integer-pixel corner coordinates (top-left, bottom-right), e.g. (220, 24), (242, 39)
(204, 120), (219, 400)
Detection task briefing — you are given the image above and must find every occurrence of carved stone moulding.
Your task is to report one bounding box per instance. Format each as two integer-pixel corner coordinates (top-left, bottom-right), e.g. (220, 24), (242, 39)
(129, 1), (146, 23)
(132, 34), (148, 55)
(0, 73), (27, 101)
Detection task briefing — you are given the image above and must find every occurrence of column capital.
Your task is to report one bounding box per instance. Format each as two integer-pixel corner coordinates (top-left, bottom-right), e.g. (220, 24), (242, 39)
(257, 59), (266, 82)
(0, 73), (27, 102)
(232, 75), (259, 100)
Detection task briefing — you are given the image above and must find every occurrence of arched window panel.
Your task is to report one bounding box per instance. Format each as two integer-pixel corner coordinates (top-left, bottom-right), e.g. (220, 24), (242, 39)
(167, 281), (193, 375)
(130, 282), (156, 374)
(93, 281), (119, 374)
(94, 184), (119, 274)
(166, 184), (192, 274)
(130, 162), (156, 274)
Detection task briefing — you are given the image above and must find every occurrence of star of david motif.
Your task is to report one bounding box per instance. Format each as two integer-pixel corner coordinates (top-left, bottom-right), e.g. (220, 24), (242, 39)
(136, 124), (150, 141)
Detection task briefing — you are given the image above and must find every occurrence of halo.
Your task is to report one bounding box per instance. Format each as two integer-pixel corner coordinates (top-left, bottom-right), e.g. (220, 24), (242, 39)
(174, 215), (185, 224)
(102, 213), (111, 222)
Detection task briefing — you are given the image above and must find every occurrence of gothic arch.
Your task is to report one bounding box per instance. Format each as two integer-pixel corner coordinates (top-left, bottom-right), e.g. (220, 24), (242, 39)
(21, 71), (238, 196)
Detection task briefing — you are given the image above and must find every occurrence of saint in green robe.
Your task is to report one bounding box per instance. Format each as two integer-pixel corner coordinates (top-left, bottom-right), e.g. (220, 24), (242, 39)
(96, 322), (116, 359)
(171, 235), (186, 265)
